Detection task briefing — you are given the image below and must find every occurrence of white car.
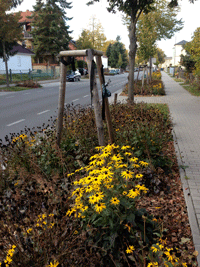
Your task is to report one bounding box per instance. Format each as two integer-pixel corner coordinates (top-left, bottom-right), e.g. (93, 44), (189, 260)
(66, 70), (81, 82)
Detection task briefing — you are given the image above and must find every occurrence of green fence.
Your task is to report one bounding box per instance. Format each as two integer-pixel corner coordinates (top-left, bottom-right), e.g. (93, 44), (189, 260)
(0, 68), (60, 85)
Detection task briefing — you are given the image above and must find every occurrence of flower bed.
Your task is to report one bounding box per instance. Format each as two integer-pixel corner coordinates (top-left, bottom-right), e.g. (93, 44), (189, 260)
(0, 103), (197, 266)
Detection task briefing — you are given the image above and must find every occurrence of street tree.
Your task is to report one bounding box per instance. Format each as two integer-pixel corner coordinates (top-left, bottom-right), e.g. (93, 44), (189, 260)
(31, 0), (72, 63)
(117, 54), (123, 69)
(76, 16), (107, 51)
(136, 0), (183, 63)
(87, 0), (156, 102)
(76, 29), (94, 50)
(101, 39), (115, 54)
(88, 16), (107, 50)
(0, 0), (23, 87)
(184, 27), (200, 75)
(87, 0), (185, 102)
(154, 47), (166, 67)
(106, 36), (128, 70)
(137, 14), (157, 62)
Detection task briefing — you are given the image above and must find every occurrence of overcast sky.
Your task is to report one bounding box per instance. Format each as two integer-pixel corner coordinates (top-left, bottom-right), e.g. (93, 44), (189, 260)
(13, 0), (200, 57)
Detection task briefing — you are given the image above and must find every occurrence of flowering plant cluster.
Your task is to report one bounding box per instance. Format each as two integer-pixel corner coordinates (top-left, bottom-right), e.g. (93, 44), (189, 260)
(152, 71), (162, 80)
(0, 103), (197, 266)
(66, 144), (160, 264)
(67, 144), (149, 224)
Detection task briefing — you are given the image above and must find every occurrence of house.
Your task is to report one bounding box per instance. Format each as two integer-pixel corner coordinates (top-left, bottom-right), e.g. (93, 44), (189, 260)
(0, 44), (34, 74)
(172, 40), (187, 66)
(160, 57), (173, 69)
(18, 10), (34, 50)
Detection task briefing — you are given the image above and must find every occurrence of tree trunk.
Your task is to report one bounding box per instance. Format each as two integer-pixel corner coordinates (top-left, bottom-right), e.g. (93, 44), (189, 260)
(128, 18), (137, 103)
(3, 42), (9, 87)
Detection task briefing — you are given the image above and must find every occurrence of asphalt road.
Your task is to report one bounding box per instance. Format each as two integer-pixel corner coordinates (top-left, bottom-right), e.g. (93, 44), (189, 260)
(0, 73), (130, 143)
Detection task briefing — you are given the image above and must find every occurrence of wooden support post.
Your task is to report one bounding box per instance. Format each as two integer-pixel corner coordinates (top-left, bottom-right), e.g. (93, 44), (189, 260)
(56, 57), (67, 146)
(87, 49), (105, 146)
(149, 56), (152, 82)
(96, 55), (115, 144)
(114, 93), (117, 105)
(146, 67), (149, 85)
(142, 67), (145, 88)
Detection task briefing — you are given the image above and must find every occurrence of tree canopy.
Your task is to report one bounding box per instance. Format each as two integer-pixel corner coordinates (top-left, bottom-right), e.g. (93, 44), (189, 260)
(0, 0), (23, 86)
(31, 0), (72, 63)
(154, 47), (166, 66)
(106, 36), (128, 69)
(86, 0), (185, 102)
(136, 0), (183, 62)
(87, 0), (156, 102)
(76, 29), (94, 50)
(183, 27), (200, 75)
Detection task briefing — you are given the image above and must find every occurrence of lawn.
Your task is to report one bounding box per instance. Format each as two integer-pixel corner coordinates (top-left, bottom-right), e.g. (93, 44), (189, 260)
(0, 80), (42, 92)
(0, 102), (197, 266)
(172, 76), (200, 96)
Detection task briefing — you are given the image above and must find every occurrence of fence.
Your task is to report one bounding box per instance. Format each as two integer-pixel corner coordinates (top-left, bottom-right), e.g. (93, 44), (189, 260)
(0, 67), (60, 85)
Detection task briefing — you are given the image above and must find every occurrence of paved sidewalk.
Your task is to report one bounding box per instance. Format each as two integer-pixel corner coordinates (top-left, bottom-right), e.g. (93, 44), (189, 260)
(112, 72), (200, 264)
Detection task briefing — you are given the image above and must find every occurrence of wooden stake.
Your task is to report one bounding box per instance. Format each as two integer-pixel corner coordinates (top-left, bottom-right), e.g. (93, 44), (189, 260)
(56, 57), (67, 146)
(86, 50), (105, 146)
(96, 55), (115, 144)
(114, 93), (118, 106)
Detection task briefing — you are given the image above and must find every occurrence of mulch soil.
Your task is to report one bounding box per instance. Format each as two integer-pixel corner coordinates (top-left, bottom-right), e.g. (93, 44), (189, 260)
(138, 141), (198, 264)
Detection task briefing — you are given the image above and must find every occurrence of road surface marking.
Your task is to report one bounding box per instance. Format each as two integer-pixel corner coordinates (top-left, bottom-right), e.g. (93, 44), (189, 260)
(83, 95), (89, 98)
(6, 95), (14, 98)
(7, 119), (25, 127)
(72, 98), (79, 102)
(37, 110), (50, 115)
(24, 93), (31, 95)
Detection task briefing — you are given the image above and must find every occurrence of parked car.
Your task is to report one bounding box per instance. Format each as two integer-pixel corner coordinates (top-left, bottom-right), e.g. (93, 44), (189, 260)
(79, 68), (88, 75)
(66, 70), (81, 82)
(109, 69), (117, 75)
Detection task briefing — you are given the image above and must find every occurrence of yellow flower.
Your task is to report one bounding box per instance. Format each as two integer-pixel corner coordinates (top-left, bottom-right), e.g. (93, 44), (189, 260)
(105, 184), (114, 189)
(151, 246), (159, 253)
(121, 145), (131, 150)
(42, 214), (46, 219)
(27, 228), (32, 234)
(81, 206), (88, 212)
(94, 192), (105, 203)
(118, 164), (128, 168)
(110, 197), (120, 205)
(88, 195), (97, 204)
(122, 191), (127, 195)
(135, 174), (143, 179)
(49, 260), (59, 267)
(135, 184), (148, 193)
(127, 189), (140, 199)
(147, 263), (158, 267)
(164, 248), (174, 261)
(132, 164), (140, 168)
(94, 203), (106, 213)
(130, 157), (138, 163)
(121, 170), (133, 180)
(139, 161), (149, 167)
(125, 223), (131, 232)
(124, 152), (132, 156)
(126, 245), (135, 254)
